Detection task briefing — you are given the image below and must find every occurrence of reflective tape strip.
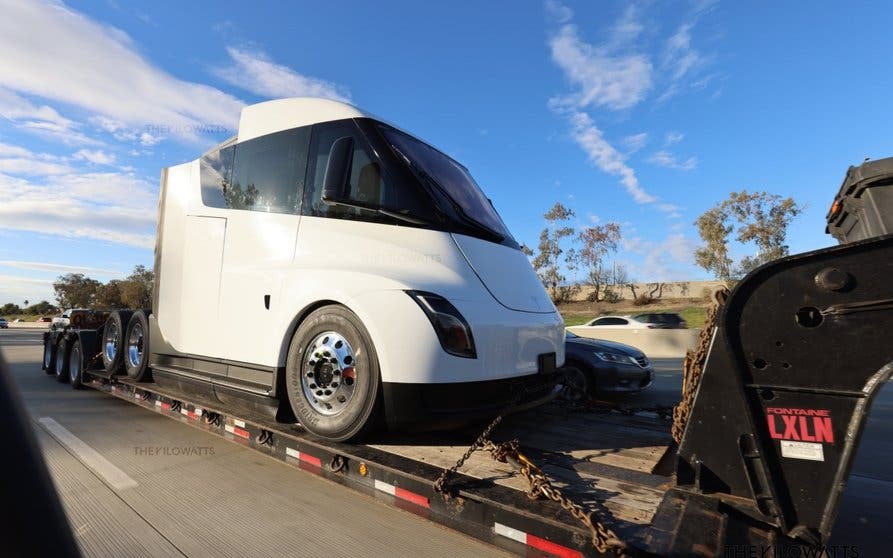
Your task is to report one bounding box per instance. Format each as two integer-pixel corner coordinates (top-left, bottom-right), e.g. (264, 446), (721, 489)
(155, 400), (171, 411)
(285, 446), (321, 467)
(233, 419), (246, 428)
(224, 424), (249, 439)
(180, 408), (201, 420)
(493, 522), (582, 558)
(374, 479), (430, 509)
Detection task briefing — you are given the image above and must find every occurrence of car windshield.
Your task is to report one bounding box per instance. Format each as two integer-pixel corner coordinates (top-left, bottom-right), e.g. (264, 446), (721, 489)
(565, 331), (579, 339)
(380, 126), (514, 242)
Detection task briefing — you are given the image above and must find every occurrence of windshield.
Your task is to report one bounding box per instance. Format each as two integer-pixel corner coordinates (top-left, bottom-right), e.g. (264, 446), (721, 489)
(565, 331), (578, 339)
(380, 126), (515, 243)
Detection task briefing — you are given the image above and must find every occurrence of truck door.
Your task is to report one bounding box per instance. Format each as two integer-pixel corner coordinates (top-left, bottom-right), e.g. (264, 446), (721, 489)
(216, 126), (311, 372)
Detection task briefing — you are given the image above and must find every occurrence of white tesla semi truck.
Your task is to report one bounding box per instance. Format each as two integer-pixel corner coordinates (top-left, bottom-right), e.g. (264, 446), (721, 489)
(103, 98), (564, 441)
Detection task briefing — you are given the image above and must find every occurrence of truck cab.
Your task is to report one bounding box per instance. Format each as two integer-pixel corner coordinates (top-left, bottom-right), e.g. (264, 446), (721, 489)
(146, 98), (564, 440)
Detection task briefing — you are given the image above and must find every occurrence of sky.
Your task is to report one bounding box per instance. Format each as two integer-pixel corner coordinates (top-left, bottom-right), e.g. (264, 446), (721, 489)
(2, 0), (892, 305)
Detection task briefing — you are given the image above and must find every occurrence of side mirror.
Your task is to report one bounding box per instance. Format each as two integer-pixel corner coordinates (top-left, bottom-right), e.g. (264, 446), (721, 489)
(321, 136), (354, 205)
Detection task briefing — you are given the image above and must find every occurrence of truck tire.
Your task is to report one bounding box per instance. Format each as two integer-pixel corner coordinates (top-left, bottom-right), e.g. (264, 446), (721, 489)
(69, 338), (85, 389)
(123, 310), (152, 381)
(101, 310), (133, 374)
(285, 305), (382, 442)
(54, 337), (70, 383)
(43, 334), (57, 374)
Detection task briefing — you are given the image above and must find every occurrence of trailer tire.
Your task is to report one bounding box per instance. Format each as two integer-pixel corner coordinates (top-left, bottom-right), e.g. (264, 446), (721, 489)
(43, 334), (57, 374)
(54, 337), (70, 383)
(69, 338), (85, 389)
(285, 305), (382, 442)
(123, 310), (152, 381)
(101, 310), (133, 374)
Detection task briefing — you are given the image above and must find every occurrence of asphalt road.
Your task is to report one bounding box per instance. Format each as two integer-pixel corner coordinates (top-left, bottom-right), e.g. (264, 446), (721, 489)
(2, 329), (889, 554)
(0, 329), (510, 558)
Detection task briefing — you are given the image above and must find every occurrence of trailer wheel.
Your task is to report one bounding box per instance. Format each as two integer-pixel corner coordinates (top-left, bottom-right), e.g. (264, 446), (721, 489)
(69, 338), (85, 389)
(558, 365), (590, 402)
(124, 310), (152, 381)
(54, 337), (70, 383)
(43, 334), (57, 374)
(101, 310), (133, 374)
(285, 305), (382, 442)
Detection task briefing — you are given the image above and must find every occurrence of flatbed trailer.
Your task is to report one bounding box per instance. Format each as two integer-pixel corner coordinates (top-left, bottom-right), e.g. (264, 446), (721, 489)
(41, 155), (893, 556)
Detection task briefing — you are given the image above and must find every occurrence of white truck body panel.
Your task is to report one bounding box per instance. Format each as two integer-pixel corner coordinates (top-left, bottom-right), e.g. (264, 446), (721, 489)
(153, 97), (564, 386)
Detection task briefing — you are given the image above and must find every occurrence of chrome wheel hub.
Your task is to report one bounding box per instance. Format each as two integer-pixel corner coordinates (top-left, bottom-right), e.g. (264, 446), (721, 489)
(127, 322), (144, 369)
(301, 331), (357, 416)
(104, 321), (119, 362)
(69, 344), (80, 383)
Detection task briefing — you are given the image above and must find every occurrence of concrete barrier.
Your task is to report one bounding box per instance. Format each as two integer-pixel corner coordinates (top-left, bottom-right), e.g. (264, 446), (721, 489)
(7, 322), (51, 329)
(566, 326), (699, 358)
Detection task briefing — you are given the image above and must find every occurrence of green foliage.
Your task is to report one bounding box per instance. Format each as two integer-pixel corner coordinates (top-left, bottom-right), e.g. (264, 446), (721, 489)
(694, 190), (802, 280)
(49, 265), (153, 310)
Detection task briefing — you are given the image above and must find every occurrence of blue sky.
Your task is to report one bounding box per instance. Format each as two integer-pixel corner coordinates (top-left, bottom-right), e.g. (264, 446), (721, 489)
(1, 0), (891, 305)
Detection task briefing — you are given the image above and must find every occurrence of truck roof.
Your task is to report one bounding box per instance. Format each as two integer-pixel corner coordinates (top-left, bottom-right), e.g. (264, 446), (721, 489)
(237, 97), (373, 143)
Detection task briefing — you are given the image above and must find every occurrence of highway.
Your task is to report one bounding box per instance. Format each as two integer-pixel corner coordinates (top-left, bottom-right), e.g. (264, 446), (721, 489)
(1, 329), (510, 558)
(2, 328), (889, 555)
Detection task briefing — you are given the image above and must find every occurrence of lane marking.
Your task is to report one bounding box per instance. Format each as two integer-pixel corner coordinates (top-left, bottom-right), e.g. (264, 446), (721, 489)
(38, 417), (138, 491)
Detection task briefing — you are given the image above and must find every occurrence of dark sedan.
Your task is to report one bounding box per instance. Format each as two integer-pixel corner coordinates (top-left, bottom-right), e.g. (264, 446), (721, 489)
(559, 331), (654, 400)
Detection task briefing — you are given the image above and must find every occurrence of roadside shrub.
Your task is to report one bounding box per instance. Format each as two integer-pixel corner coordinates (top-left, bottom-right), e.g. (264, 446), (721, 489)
(602, 287), (622, 303)
(633, 294), (653, 306)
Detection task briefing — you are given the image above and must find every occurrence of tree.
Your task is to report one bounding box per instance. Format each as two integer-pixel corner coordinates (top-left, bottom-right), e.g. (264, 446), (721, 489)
(0, 303), (22, 315)
(94, 280), (125, 309)
(53, 273), (101, 308)
(531, 203), (577, 303)
(120, 265), (154, 309)
(25, 301), (57, 315)
(694, 190), (802, 281)
(578, 223), (621, 302)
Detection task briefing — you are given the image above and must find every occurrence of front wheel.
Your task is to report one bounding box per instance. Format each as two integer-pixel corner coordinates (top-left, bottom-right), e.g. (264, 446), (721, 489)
(285, 305), (382, 442)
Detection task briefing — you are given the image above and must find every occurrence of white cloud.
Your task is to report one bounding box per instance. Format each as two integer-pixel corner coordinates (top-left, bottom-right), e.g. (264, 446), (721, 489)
(0, 273), (55, 304)
(0, 0), (245, 144)
(648, 150), (698, 171)
(622, 132), (648, 153)
(621, 233), (696, 280)
(566, 111), (656, 204)
(544, 0), (573, 24)
(0, 142), (72, 175)
(73, 149), (116, 165)
(664, 131), (684, 146)
(0, 171), (157, 249)
(658, 17), (711, 102)
(549, 23), (652, 111)
(215, 47), (351, 103)
(0, 260), (116, 276)
(0, 87), (98, 144)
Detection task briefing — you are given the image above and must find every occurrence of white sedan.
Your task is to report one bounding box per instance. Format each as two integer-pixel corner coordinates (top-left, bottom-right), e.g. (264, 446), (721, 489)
(578, 315), (657, 329)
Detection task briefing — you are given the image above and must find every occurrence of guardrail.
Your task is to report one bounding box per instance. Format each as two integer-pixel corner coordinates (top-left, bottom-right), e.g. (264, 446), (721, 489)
(7, 323), (51, 329)
(565, 327), (699, 358)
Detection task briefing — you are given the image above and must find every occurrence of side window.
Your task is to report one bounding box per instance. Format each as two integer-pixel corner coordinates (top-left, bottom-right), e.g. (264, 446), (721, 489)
(200, 145), (234, 208)
(200, 127), (310, 214)
(303, 120), (392, 222)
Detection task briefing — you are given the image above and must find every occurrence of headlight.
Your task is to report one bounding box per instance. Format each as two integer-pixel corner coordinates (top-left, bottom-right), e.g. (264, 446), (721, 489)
(594, 351), (637, 365)
(406, 291), (477, 358)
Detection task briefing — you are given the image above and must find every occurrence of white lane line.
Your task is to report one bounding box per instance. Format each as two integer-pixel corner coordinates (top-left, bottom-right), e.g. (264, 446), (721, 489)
(38, 417), (138, 491)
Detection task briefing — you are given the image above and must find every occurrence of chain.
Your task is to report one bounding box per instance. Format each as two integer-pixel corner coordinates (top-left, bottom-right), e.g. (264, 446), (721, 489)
(484, 439), (631, 556)
(671, 287), (730, 444)
(432, 395), (518, 494)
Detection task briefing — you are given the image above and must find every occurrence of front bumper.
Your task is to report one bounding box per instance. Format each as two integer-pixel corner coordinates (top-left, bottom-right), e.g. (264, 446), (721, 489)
(381, 372), (559, 431)
(593, 364), (654, 393)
